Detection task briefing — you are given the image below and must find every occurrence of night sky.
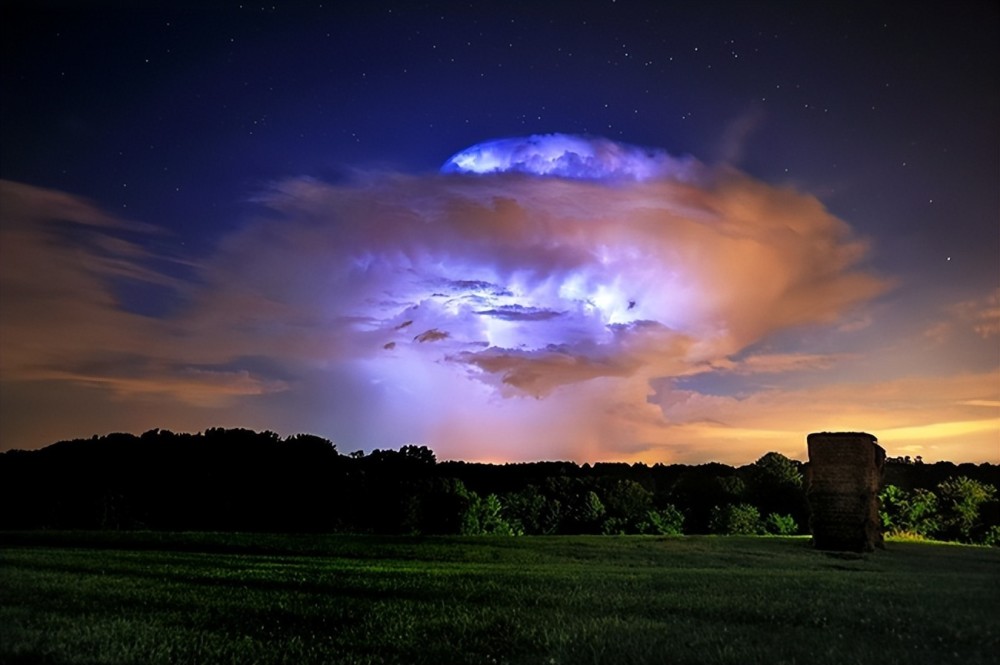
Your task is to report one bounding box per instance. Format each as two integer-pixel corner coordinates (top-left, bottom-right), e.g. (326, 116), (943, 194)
(1, 1), (997, 464)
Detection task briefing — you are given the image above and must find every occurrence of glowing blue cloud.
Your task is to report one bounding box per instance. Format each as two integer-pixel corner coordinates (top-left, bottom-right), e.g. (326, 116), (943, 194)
(442, 133), (696, 181)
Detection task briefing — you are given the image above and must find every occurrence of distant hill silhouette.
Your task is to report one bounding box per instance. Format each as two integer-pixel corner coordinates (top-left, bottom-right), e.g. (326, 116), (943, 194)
(2, 428), (997, 540)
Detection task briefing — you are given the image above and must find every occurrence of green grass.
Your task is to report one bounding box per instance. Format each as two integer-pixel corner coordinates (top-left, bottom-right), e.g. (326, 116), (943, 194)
(1, 532), (997, 665)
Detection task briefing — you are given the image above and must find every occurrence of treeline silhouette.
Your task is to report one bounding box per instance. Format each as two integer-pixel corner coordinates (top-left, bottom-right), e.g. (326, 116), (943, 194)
(1, 428), (997, 543)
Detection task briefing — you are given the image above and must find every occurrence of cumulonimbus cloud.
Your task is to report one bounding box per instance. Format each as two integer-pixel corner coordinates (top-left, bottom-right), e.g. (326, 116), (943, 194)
(0, 136), (912, 460)
(226, 138), (887, 400)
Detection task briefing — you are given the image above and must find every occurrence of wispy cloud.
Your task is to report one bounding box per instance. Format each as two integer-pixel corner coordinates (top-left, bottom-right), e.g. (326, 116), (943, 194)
(957, 289), (1000, 339)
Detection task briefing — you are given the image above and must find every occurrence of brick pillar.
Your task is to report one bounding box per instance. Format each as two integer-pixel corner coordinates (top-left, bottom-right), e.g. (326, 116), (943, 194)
(805, 432), (886, 552)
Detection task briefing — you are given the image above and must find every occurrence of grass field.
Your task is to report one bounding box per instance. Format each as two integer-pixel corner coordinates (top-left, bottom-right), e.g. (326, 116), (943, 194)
(1, 532), (997, 665)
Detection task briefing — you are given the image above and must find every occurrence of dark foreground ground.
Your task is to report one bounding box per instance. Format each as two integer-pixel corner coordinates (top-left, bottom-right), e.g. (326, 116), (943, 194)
(1, 532), (997, 665)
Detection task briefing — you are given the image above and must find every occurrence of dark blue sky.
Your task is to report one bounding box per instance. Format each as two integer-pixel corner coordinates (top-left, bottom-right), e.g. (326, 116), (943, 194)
(5, 2), (996, 252)
(1, 1), (997, 461)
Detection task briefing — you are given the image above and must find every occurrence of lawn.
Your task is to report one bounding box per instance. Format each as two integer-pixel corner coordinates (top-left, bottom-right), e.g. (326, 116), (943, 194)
(1, 532), (997, 664)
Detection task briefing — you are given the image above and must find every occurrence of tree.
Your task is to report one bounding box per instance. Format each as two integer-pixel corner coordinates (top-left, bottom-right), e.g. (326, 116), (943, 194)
(666, 464), (745, 533)
(463, 493), (518, 536)
(284, 433), (338, 455)
(750, 452), (803, 489)
(501, 485), (552, 535)
(571, 490), (607, 534)
(541, 477), (605, 534)
(397, 477), (476, 535)
(6, 431), (999, 541)
(399, 445), (436, 466)
(601, 479), (653, 534)
(746, 452), (806, 528)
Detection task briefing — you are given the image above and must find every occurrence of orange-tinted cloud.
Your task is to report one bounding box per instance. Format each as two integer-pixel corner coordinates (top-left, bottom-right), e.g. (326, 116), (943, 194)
(0, 181), (285, 410)
(5, 163), (991, 465)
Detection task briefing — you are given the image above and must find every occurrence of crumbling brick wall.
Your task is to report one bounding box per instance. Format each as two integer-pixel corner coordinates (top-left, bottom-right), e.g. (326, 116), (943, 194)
(805, 432), (886, 552)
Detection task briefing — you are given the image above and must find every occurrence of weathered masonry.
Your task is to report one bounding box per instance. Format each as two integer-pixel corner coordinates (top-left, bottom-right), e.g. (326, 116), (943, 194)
(805, 432), (886, 552)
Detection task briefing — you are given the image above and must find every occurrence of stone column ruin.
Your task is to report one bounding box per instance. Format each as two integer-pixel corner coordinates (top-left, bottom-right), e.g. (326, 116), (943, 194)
(805, 432), (886, 552)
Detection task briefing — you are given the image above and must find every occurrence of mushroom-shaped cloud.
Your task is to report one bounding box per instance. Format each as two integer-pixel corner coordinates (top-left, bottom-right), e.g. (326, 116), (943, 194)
(442, 133), (697, 182)
(0, 136), (896, 463)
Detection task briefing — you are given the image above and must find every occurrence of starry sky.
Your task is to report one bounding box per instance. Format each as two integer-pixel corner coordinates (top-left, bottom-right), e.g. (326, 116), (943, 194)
(1, 1), (997, 464)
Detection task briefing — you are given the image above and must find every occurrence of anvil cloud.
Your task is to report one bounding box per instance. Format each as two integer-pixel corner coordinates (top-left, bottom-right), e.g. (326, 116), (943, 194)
(1, 136), (995, 463)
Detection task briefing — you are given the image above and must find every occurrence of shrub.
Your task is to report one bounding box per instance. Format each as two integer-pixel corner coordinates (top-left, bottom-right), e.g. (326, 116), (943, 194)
(709, 503), (763, 535)
(936, 476), (997, 542)
(764, 513), (798, 535)
(879, 485), (940, 537)
(601, 516), (630, 535)
(640, 505), (685, 535)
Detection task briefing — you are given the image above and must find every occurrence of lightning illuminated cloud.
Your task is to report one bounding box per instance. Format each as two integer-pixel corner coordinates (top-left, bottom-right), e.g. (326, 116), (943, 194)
(0, 136), (903, 460)
(187, 134), (888, 459)
(442, 133), (698, 181)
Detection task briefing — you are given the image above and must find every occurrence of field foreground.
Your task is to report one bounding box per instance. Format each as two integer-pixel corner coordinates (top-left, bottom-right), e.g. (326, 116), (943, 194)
(1, 532), (998, 665)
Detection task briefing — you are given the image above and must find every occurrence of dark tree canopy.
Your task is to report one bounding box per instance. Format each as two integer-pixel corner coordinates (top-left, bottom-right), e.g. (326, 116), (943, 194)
(1, 430), (997, 543)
